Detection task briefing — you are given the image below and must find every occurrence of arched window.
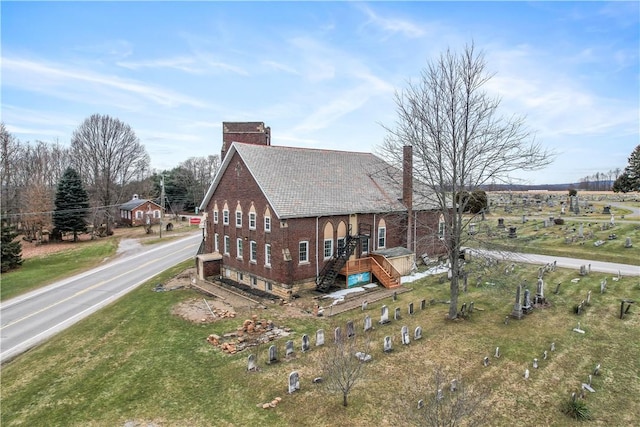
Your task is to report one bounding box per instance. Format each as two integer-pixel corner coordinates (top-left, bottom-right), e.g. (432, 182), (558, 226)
(323, 222), (334, 259)
(337, 221), (347, 255)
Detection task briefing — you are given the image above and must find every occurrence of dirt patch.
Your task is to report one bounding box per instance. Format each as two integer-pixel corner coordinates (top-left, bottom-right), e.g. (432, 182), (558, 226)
(171, 298), (237, 323)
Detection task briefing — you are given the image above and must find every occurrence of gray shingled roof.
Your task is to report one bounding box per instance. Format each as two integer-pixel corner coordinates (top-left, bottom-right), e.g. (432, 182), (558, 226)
(119, 198), (147, 211)
(201, 143), (438, 219)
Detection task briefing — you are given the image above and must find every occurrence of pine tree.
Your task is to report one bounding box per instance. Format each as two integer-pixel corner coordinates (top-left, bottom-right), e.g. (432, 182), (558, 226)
(53, 167), (90, 241)
(613, 145), (640, 193)
(1, 220), (23, 272)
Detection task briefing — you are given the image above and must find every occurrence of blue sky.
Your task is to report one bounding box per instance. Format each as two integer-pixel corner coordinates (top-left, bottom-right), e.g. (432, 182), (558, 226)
(2, 1), (638, 185)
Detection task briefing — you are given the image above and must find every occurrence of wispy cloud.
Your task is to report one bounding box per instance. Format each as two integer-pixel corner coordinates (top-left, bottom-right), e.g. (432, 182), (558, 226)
(261, 60), (299, 75)
(2, 56), (208, 109)
(117, 56), (204, 74)
(356, 3), (426, 39)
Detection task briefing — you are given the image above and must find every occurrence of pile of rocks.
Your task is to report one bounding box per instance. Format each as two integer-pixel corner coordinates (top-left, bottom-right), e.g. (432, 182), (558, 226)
(207, 315), (291, 354)
(258, 396), (282, 409)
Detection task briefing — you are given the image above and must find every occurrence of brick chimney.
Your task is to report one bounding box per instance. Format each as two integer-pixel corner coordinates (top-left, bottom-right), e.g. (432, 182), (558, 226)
(221, 122), (271, 161)
(403, 145), (413, 252)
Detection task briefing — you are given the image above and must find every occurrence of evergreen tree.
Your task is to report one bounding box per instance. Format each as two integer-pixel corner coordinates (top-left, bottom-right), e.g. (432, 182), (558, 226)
(1, 220), (23, 272)
(613, 145), (640, 193)
(53, 167), (89, 241)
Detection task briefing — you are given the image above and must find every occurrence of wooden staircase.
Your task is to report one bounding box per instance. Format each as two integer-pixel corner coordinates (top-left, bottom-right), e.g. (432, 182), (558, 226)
(316, 234), (361, 292)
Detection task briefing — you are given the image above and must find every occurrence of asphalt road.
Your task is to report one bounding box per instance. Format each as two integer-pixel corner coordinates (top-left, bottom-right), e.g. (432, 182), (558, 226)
(0, 232), (201, 364)
(467, 248), (640, 276)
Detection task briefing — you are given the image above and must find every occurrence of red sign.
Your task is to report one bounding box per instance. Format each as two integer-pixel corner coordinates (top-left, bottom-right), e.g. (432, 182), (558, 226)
(189, 217), (201, 225)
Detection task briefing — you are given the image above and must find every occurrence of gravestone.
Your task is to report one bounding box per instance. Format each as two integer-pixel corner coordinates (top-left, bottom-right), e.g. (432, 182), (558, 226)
(346, 320), (355, 338)
(288, 371), (300, 394)
(504, 315), (510, 325)
(247, 354), (257, 371)
(285, 340), (294, 357)
(578, 223), (584, 238)
(535, 278), (545, 304)
(394, 307), (401, 321)
(523, 288), (532, 313)
(483, 356), (490, 367)
(494, 347), (500, 358)
(414, 326), (423, 340)
(301, 334), (310, 352)
(579, 265), (587, 276)
(602, 205), (611, 214)
(600, 278), (607, 294)
(508, 226), (517, 238)
(619, 299), (635, 319)
(625, 237), (632, 248)
(593, 363), (601, 376)
(497, 218), (505, 229)
(401, 326), (410, 345)
(418, 399), (424, 409)
(524, 369), (530, 379)
(383, 336), (393, 353)
(554, 283), (561, 294)
(469, 222), (477, 234)
(363, 315), (372, 332)
(354, 351), (372, 362)
(511, 284), (523, 319)
(468, 301), (474, 314)
(379, 305), (390, 324)
(268, 345), (278, 364)
(393, 291), (398, 301)
(586, 290), (592, 306)
(361, 300), (368, 311)
(316, 329), (325, 346)
(450, 379), (458, 392)
(408, 302), (414, 315)
(550, 342), (556, 352)
(573, 322), (585, 334)
(436, 389), (444, 401)
(543, 350), (548, 360)
(334, 327), (342, 343)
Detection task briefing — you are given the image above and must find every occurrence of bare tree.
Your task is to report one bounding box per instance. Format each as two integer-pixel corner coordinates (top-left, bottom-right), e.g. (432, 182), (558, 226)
(70, 114), (149, 233)
(1, 123), (22, 219)
(413, 367), (488, 427)
(321, 327), (372, 407)
(380, 43), (552, 319)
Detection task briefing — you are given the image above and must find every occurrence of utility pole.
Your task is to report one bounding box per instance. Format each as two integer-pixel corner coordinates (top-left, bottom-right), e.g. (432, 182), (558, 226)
(160, 175), (165, 239)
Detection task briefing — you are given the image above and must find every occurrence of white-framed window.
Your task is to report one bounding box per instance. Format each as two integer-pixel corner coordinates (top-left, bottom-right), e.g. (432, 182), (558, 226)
(265, 244), (271, 267)
(250, 241), (257, 263)
(265, 281), (272, 291)
(323, 239), (333, 259)
(136, 211), (143, 219)
(224, 235), (230, 255)
(223, 209), (229, 225)
(299, 241), (309, 263)
(235, 210), (242, 227)
(213, 210), (218, 223)
(238, 272), (244, 282)
(249, 212), (256, 230)
(250, 276), (257, 287)
(378, 227), (386, 249)
(236, 238), (243, 259)
(154, 210), (160, 218)
(214, 233), (219, 252)
(264, 216), (271, 232)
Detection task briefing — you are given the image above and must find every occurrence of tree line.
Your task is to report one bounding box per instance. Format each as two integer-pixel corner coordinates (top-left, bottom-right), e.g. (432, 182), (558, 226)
(1, 115), (219, 265)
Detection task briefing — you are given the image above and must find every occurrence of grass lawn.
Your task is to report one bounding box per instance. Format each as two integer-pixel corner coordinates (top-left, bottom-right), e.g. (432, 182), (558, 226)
(0, 240), (118, 301)
(2, 259), (639, 426)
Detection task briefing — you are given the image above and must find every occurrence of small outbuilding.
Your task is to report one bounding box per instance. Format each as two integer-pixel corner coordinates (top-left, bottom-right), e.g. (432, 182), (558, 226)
(118, 194), (164, 227)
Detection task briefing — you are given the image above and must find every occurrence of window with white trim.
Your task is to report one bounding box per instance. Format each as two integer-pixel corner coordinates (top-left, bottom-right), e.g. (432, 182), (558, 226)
(136, 211), (143, 219)
(154, 210), (160, 218)
(223, 209), (229, 225)
(224, 235), (230, 255)
(264, 216), (271, 232)
(250, 276), (257, 287)
(323, 239), (333, 259)
(235, 210), (242, 227)
(378, 227), (386, 249)
(438, 218), (446, 240)
(299, 241), (309, 263)
(265, 244), (271, 266)
(214, 233), (219, 252)
(236, 238), (243, 259)
(213, 210), (218, 223)
(362, 236), (369, 254)
(250, 240), (257, 263)
(249, 212), (256, 230)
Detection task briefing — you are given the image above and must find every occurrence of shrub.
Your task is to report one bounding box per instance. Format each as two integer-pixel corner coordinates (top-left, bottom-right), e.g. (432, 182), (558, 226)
(562, 398), (592, 421)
